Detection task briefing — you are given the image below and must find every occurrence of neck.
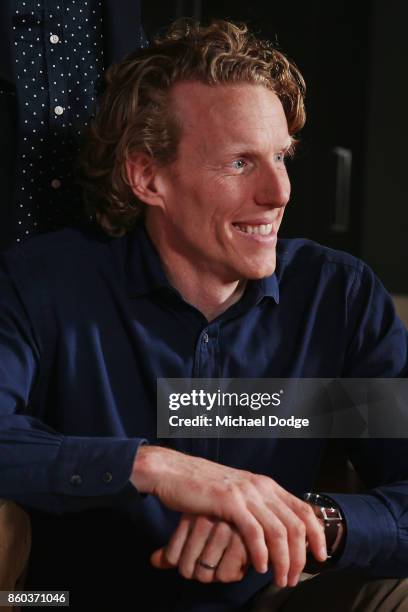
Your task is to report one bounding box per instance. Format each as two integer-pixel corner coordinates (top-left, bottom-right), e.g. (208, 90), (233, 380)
(167, 266), (246, 322)
(145, 217), (246, 322)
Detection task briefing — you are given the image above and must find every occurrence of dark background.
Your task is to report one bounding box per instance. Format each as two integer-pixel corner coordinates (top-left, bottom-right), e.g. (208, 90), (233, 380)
(143, 0), (408, 294)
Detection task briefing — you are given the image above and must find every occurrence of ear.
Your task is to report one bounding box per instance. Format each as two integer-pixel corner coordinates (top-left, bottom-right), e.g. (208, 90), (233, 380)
(125, 153), (167, 210)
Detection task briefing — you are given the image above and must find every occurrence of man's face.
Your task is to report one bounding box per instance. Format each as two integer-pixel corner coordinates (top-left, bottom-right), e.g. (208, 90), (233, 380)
(152, 82), (292, 283)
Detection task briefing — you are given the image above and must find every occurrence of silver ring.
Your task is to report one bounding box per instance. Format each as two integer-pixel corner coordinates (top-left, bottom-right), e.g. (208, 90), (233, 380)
(197, 559), (218, 570)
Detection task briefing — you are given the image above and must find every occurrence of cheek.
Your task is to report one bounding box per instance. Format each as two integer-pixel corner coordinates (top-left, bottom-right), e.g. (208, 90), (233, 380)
(283, 172), (291, 200)
(211, 184), (250, 221)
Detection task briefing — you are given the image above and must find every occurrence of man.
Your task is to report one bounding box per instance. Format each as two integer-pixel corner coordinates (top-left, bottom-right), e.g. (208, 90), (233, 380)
(1, 18), (408, 612)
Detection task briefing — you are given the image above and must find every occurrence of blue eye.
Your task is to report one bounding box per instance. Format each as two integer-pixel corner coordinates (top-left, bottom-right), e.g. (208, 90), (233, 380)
(275, 151), (289, 164)
(232, 159), (246, 170)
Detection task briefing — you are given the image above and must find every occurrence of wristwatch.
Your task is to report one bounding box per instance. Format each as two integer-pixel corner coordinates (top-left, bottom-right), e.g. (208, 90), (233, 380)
(303, 492), (344, 559)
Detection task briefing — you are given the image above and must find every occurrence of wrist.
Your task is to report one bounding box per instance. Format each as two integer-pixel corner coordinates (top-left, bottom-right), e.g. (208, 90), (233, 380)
(130, 444), (162, 494)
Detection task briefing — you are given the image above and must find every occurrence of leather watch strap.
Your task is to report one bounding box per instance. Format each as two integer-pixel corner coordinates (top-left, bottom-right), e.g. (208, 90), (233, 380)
(303, 493), (343, 558)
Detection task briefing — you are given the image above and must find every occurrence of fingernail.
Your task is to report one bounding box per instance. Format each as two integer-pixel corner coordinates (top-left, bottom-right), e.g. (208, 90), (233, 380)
(320, 546), (327, 560)
(287, 575), (299, 587)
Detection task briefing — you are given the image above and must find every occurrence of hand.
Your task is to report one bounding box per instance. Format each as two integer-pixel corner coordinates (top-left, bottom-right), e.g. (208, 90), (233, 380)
(151, 514), (249, 583)
(131, 446), (327, 586)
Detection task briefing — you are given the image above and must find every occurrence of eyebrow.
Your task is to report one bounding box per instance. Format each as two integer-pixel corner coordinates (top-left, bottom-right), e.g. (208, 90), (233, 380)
(219, 137), (296, 158)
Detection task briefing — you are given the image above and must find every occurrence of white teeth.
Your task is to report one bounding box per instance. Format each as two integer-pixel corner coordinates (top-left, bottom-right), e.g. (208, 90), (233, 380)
(236, 223), (273, 235)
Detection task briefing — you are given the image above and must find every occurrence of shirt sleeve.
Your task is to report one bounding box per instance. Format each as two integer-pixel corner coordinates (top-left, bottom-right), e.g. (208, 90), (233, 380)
(0, 259), (146, 514)
(327, 262), (408, 575)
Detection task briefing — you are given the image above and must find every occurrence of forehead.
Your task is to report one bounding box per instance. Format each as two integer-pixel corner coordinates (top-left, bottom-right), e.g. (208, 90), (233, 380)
(169, 81), (290, 154)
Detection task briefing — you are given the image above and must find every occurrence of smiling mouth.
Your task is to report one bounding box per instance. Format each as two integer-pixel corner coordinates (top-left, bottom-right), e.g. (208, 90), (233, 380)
(233, 223), (274, 236)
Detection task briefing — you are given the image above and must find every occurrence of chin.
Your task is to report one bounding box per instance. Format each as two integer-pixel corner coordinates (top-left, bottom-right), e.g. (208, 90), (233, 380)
(252, 255), (276, 277)
(241, 261), (276, 280)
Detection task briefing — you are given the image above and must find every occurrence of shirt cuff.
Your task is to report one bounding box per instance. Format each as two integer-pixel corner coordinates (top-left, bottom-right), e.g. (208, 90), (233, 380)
(51, 435), (147, 497)
(326, 492), (398, 569)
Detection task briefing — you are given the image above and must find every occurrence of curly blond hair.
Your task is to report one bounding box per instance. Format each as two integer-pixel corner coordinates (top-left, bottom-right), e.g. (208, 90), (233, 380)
(80, 19), (306, 235)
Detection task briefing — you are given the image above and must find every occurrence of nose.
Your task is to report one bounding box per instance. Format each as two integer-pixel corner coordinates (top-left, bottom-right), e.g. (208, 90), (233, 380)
(254, 164), (291, 209)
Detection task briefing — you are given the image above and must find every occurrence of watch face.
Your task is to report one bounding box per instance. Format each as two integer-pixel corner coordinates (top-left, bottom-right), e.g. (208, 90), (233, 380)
(303, 493), (339, 509)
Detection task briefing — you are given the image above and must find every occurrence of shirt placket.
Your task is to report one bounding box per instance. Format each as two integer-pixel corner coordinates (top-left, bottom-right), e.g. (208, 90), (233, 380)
(193, 324), (220, 379)
(43, 1), (68, 211)
(192, 323), (221, 460)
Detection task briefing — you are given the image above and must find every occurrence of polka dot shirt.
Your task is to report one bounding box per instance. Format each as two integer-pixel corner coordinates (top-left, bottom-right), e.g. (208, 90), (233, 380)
(12, 0), (105, 242)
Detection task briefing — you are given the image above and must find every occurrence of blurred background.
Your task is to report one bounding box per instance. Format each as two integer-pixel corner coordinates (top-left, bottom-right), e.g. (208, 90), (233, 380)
(144, 0), (408, 316)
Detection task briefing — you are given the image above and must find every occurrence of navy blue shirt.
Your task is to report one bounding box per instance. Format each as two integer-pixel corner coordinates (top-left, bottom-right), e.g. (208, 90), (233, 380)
(0, 222), (408, 611)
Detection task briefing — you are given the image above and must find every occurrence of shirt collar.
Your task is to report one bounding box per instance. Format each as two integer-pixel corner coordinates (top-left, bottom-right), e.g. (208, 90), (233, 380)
(256, 274), (280, 304)
(125, 222), (280, 304)
(125, 223), (172, 296)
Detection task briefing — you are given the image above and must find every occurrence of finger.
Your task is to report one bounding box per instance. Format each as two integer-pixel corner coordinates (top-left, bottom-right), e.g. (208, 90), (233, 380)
(272, 486), (327, 562)
(281, 514), (306, 586)
(224, 494), (269, 574)
(286, 527), (306, 586)
(251, 501), (290, 587)
(178, 516), (214, 579)
(286, 497), (327, 563)
(194, 521), (232, 584)
(150, 547), (175, 569)
(264, 492), (308, 586)
(164, 514), (192, 566)
(215, 531), (248, 583)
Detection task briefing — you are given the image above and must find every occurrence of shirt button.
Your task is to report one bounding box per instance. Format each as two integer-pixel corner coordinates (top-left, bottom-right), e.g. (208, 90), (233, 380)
(54, 105), (64, 116)
(51, 178), (61, 189)
(203, 332), (209, 343)
(50, 34), (60, 44)
(70, 474), (83, 487)
(103, 472), (113, 483)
